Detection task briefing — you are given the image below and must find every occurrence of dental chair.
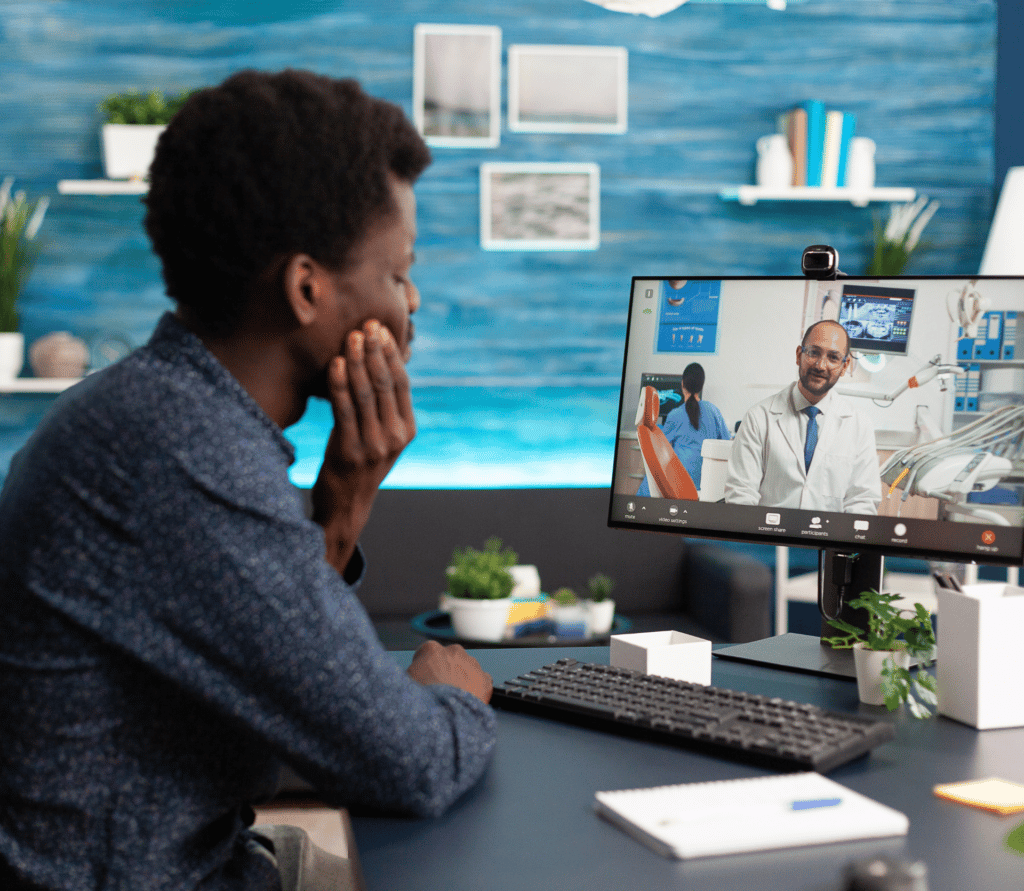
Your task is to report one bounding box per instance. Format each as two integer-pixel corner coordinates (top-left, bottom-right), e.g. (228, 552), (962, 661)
(635, 385), (698, 500)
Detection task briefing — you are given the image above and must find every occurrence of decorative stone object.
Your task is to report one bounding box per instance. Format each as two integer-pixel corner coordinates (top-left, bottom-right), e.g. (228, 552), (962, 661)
(29, 331), (90, 379)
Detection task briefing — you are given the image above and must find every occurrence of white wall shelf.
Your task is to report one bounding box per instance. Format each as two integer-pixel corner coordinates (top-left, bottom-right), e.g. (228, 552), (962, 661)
(720, 185), (916, 208)
(58, 179), (147, 195)
(0, 377), (82, 394)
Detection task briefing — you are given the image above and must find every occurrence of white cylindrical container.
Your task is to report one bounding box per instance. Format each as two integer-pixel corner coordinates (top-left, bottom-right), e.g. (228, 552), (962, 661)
(846, 137), (877, 191)
(755, 134), (793, 189)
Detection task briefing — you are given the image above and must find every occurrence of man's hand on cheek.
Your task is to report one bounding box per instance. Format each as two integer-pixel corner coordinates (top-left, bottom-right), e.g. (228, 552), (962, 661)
(311, 319), (416, 573)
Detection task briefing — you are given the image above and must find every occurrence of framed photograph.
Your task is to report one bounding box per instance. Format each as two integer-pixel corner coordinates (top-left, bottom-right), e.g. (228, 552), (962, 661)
(508, 45), (627, 134)
(480, 162), (601, 251)
(413, 24), (502, 148)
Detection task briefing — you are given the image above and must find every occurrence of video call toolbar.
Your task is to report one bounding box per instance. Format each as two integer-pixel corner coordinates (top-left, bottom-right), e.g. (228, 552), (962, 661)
(610, 495), (1024, 565)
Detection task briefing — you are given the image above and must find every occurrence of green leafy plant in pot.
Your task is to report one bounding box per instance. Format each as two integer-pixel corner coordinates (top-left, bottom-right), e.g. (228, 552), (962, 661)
(445, 538), (518, 641)
(584, 572), (616, 635)
(822, 588), (937, 717)
(99, 88), (194, 125)
(550, 587), (587, 638)
(0, 178), (49, 378)
(98, 88), (195, 180)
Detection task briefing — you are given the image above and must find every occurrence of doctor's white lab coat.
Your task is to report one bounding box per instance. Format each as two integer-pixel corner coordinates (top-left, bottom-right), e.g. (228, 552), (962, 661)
(724, 382), (882, 515)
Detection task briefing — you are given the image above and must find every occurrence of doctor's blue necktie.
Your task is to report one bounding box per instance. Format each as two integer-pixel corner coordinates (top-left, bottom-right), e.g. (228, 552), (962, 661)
(803, 406), (821, 471)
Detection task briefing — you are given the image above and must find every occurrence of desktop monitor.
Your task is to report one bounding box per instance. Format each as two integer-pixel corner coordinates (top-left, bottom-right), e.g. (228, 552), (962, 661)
(608, 275), (1024, 646)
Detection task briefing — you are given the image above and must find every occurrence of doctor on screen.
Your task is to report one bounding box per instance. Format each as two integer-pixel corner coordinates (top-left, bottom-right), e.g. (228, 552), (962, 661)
(724, 320), (882, 515)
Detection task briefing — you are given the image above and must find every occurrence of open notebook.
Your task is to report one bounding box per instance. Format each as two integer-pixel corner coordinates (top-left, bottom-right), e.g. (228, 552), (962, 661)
(595, 771), (908, 860)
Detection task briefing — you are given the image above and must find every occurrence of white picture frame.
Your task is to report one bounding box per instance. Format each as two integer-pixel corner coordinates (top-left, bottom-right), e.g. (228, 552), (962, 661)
(413, 24), (502, 148)
(508, 45), (628, 134)
(480, 162), (601, 251)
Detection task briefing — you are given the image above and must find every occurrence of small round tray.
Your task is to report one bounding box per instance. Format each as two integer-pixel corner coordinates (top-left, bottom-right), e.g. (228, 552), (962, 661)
(410, 609), (631, 648)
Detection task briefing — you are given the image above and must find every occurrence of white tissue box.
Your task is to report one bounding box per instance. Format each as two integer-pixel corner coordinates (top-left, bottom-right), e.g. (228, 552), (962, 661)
(610, 630), (712, 685)
(936, 583), (1024, 730)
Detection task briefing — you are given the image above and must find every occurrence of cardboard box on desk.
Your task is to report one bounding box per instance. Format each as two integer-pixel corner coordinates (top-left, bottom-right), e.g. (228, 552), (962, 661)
(610, 631), (712, 685)
(936, 583), (1024, 730)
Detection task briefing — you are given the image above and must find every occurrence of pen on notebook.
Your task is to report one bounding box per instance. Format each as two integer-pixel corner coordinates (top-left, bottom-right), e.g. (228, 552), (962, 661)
(654, 796), (844, 826)
(791, 797), (842, 811)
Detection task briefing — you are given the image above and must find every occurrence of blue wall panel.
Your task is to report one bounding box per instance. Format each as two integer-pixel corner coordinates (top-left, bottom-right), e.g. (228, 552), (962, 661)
(0, 0), (997, 485)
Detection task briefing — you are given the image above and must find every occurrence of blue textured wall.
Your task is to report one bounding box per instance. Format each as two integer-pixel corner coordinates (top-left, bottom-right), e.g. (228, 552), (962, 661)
(0, 0), (997, 485)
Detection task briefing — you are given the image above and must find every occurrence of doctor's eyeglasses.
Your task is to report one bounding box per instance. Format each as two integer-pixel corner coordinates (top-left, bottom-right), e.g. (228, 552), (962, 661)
(800, 346), (849, 367)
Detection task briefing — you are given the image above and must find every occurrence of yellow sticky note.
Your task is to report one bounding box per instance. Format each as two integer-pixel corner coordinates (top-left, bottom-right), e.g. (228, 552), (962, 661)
(933, 778), (1024, 815)
(506, 598), (549, 625)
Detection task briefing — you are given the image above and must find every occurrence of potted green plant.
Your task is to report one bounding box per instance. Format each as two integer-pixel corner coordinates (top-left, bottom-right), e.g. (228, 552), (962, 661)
(584, 572), (616, 635)
(0, 178), (49, 379)
(444, 537), (518, 641)
(822, 588), (937, 717)
(550, 587), (587, 638)
(98, 88), (194, 180)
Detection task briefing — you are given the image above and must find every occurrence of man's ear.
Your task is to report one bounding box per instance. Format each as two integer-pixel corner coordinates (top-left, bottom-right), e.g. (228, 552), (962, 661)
(282, 254), (322, 326)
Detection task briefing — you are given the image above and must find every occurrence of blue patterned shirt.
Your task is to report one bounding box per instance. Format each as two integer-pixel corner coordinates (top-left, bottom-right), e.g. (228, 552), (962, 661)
(0, 313), (496, 890)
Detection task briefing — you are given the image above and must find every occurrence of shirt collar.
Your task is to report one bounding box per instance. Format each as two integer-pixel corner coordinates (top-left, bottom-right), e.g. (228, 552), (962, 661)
(147, 312), (297, 464)
(790, 380), (834, 416)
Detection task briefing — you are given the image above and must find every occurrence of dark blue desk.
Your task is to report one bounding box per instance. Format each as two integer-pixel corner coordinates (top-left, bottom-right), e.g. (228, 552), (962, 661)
(352, 646), (1024, 891)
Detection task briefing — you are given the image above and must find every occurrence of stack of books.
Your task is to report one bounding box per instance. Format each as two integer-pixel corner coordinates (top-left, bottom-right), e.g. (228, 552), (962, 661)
(777, 101), (857, 189)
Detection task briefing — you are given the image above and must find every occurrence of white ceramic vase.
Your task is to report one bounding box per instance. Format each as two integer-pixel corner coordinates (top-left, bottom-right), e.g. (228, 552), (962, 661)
(755, 134), (793, 189)
(853, 642), (910, 706)
(0, 332), (25, 380)
(447, 595), (513, 642)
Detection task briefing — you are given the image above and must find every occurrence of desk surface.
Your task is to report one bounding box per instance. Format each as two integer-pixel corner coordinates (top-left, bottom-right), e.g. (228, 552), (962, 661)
(350, 646), (1024, 891)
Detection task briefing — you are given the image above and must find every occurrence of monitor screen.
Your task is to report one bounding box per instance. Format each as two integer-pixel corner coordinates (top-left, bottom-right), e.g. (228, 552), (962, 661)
(608, 275), (1024, 567)
(837, 283), (915, 356)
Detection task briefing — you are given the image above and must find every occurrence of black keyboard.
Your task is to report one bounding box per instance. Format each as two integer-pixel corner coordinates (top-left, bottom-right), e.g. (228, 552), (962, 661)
(491, 658), (895, 773)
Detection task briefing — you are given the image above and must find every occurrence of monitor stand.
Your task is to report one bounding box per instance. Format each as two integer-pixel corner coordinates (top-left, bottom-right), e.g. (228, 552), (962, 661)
(714, 549), (882, 680)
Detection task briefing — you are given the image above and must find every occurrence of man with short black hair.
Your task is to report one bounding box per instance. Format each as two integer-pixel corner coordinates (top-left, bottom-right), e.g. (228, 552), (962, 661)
(724, 319), (882, 514)
(0, 69), (496, 891)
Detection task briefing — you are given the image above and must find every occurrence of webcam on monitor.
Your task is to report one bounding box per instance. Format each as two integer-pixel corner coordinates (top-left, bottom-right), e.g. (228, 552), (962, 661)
(801, 244), (844, 280)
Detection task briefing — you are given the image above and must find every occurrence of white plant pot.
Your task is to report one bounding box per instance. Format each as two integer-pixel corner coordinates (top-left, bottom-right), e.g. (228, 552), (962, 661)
(101, 123), (165, 180)
(585, 599), (616, 636)
(853, 642), (910, 706)
(0, 332), (25, 380)
(447, 595), (513, 642)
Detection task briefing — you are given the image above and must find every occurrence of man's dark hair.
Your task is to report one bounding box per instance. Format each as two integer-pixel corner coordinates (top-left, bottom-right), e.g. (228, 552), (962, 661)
(144, 69), (431, 336)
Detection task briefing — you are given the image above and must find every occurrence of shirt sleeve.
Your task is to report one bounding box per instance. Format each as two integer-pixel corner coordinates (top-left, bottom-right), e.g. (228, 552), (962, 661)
(713, 405), (732, 440)
(166, 474), (495, 817)
(33, 446), (495, 819)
